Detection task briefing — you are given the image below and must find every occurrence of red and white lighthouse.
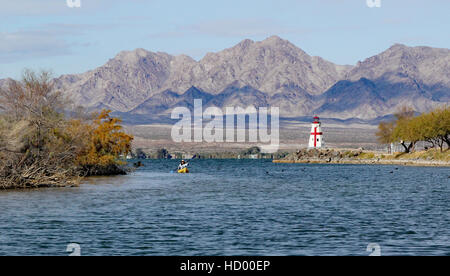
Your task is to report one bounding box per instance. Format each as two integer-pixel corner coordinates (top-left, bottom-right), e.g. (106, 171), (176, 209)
(308, 116), (324, 149)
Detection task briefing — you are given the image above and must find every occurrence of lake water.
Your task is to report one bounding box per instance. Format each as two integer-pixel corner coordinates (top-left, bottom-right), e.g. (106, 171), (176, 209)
(0, 160), (449, 256)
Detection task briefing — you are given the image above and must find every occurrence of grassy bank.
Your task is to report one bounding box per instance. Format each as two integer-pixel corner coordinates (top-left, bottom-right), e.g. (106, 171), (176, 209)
(380, 150), (450, 162)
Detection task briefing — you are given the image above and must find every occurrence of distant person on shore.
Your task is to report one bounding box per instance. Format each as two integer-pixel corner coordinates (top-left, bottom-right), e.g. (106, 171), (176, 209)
(178, 160), (189, 171)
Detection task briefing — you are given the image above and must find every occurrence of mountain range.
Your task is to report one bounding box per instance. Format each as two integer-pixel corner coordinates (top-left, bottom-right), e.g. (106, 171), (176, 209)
(4, 36), (450, 122)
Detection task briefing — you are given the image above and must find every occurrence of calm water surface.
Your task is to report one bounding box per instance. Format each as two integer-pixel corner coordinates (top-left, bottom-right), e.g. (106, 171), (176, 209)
(0, 160), (449, 256)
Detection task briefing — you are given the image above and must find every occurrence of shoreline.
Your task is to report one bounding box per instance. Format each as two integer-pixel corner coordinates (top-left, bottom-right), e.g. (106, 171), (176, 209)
(273, 148), (450, 167)
(273, 159), (450, 167)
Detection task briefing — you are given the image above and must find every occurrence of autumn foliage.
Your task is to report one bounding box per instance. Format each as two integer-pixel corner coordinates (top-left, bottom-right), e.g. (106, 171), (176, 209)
(76, 110), (133, 175)
(0, 70), (133, 189)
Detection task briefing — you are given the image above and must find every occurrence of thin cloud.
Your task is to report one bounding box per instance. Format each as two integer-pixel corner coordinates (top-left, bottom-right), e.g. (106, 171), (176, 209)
(0, 0), (129, 16)
(0, 30), (71, 63)
(0, 0), (67, 16)
(0, 23), (102, 64)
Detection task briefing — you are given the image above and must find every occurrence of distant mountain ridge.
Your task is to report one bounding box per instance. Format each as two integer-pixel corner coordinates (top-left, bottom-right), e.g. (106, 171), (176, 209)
(3, 36), (449, 122)
(320, 43), (450, 119)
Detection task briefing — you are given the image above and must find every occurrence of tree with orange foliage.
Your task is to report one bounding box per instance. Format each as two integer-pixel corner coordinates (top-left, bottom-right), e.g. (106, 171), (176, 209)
(76, 110), (133, 176)
(0, 70), (134, 189)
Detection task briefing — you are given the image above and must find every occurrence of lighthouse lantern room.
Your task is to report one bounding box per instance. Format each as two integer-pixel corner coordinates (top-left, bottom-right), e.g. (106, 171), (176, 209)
(308, 116), (324, 149)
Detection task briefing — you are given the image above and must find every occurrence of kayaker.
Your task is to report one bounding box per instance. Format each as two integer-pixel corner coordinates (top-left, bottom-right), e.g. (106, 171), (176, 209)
(178, 160), (189, 171)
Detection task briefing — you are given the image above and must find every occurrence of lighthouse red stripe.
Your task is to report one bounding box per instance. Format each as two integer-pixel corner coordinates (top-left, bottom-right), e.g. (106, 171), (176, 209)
(312, 127), (322, 147)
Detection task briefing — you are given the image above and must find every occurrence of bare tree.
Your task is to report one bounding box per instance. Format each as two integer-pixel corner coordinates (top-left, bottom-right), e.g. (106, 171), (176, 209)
(0, 70), (79, 189)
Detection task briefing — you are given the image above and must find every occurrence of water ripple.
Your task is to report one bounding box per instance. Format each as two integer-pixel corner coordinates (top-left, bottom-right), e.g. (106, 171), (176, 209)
(0, 160), (448, 256)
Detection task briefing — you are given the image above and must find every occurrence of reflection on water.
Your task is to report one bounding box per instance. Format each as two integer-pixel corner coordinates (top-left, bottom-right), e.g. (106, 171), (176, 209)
(0, 160), (449, 256)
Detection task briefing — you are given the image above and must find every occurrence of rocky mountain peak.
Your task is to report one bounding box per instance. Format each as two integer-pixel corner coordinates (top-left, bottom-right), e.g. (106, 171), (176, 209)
(235, 38), (255, 49)
(114, 48), (149, 62)
(260, 35), (296, 48)
(39, 37), (449, 121)
(387, 43), (408, 51)
(347, 44), (450, 86)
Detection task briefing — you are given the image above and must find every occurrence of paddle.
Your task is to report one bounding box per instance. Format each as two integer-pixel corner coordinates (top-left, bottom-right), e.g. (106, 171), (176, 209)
(171, 161), (190, 173)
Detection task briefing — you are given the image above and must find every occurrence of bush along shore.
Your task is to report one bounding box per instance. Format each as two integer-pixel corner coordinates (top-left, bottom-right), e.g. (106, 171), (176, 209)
(0, 70), (133, 190)
(274, 148), (450, 167)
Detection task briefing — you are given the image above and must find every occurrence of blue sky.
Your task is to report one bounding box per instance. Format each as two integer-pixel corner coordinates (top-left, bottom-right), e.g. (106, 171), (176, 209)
(1, 0), (449, 79)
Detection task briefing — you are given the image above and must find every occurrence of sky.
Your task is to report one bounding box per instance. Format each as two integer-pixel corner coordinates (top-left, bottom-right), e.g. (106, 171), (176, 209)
(1, 0), (449, 79)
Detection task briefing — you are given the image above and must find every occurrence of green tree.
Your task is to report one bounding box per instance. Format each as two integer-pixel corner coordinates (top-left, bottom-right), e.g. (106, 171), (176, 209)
(392, 116), (421, 153)
(376, 121), (395, 144)
(376, 105), (450, 153)
(384, 106), (417, 153)
(429, 107), (450, 151)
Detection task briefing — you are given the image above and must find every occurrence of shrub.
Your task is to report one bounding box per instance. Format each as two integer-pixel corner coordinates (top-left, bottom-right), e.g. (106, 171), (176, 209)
(75, 110), (133, 176)
(0, 70), (133, 189)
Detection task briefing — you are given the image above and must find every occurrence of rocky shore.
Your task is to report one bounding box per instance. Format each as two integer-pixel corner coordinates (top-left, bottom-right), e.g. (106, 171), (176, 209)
(273, 148), (450, 167)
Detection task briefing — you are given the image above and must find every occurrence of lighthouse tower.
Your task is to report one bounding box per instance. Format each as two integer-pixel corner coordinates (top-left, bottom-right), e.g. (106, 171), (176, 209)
(308, 116), (324, 148)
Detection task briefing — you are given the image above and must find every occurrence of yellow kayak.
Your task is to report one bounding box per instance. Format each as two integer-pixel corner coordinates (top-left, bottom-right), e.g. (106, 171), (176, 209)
(177, 168), (189, 174)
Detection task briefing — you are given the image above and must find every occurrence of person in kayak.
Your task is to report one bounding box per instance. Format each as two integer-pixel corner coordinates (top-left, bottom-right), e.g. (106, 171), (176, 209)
(178, 160), (189, 171)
